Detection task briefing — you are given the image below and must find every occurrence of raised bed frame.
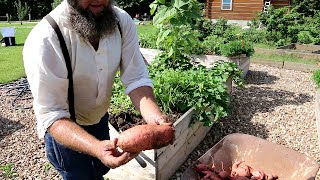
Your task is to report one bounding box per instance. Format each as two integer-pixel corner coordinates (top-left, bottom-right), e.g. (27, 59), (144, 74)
(105, 78), (232, 180)
(104, 49), (240, 180)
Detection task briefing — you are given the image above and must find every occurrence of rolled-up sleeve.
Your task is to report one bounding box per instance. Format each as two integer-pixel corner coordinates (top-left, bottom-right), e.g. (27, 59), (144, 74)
(118, 10), (153, 95)
(23, 20), (70, 138)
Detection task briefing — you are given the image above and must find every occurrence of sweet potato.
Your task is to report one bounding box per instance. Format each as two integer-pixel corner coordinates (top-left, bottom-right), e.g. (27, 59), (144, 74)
(231, 161), (252, 177)
(117, 124), (175, 153)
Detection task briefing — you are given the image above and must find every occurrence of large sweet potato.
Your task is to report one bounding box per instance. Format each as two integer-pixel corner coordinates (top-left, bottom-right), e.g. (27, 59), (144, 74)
(117, 124), (175, 153)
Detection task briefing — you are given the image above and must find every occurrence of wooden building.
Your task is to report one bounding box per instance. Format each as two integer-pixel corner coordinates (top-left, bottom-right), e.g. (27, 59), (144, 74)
(206, 0), (291, 21)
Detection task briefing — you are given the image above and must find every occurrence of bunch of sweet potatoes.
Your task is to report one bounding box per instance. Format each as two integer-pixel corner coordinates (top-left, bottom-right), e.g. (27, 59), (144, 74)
(117, 124), (175, 153)
(193, 161), (278, 180)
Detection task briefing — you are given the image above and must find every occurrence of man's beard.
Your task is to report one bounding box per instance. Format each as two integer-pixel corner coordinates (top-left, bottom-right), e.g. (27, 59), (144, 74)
(67, 0), (117, 43)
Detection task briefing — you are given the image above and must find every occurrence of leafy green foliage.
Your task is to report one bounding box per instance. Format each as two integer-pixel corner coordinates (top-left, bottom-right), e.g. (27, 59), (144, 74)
(313, 70), (320, 88)
(298, 31), (314, 44)
(51, 0), (62, 9)
(0, 163), (18, 178)
(15, 0), (30, 24)
(250, 5), (320, 46)
(150, 61), (243, 125)
(220, 40), (255, 57)
(139, 32), (158, 49)
(150, 0), (201, 67)
(291, 0), (320, 17)
(109, 73), (139, 116)
(110, 61), (244, 126)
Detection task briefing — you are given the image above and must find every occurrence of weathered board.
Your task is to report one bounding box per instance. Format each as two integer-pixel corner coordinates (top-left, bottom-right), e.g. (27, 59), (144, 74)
(316, 90), (320, 150)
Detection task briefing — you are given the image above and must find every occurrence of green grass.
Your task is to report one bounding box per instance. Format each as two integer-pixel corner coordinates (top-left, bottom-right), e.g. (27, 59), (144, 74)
(253, 51), (318, 65)
(136, 22), (157, 36)
(253, 43), (276, 50)
(0, 23), (34, 83)
(313, 70), (320, 88)
(0, 20), (318, 84)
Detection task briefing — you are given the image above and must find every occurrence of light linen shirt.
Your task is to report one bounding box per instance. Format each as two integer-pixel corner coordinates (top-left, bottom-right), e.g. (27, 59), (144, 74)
(23, 1), (153, 138)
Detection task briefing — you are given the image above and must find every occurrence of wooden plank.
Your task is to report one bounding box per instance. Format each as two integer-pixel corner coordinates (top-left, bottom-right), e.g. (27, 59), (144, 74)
(210, 13), (258, 20)
(239, 57), (250, 77)
(251, 58), (284, 69)
(155, 108), (195, 156)
(157, 125), (213, 180)
(316, 90), (320, 150)
(283, 61), (319, 73)
(156, 121), (203, 170)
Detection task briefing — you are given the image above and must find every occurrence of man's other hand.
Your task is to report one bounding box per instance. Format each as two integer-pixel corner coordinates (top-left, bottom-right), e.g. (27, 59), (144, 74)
(96, 139), (138, 168)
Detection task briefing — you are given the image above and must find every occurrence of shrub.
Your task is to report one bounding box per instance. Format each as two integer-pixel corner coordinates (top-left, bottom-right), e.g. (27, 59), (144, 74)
(313, 70), (320, 88)
(139, 32), (158, 49)
(298, 31), (314, 44)
(220, 40), (254, 57)
(201, 35), (225, 55)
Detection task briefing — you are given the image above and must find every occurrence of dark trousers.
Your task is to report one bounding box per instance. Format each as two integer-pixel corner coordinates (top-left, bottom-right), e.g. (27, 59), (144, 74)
(44, 114), (110, 180)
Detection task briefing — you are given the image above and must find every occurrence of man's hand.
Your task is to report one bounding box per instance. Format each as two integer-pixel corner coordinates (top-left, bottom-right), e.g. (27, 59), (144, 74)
(96, 138), (139, 168)
(147, 114), (173, 126)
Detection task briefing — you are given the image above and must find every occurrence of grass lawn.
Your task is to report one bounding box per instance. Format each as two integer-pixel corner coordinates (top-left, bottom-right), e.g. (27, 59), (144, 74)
(0, 20), (318, 84)
(253, 51), (318, 65)
(0, 22), (156, 84)
(136, 21), (157, 36)
(0, 23), (34, 83)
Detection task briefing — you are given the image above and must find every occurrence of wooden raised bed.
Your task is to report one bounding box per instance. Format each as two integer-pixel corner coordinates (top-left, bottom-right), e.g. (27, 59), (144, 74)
(104, 48), (235, 179)
(140, 48), (251, 77)
(191, 54), (250, 77)
(105, 108), (211, 180)
(105, 81), (233, 180)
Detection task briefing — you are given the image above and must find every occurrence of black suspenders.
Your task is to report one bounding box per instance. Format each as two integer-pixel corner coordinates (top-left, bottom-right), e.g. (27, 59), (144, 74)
(45, 15), (76, 121)
(44, 14), (147, 122)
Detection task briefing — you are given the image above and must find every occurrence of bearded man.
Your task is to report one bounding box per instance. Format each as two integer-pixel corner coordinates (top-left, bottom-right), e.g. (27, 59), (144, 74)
(23, 0), (170, 179)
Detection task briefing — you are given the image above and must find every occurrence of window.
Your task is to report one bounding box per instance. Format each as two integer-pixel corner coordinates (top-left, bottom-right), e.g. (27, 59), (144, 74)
(221, 0), (232, 10)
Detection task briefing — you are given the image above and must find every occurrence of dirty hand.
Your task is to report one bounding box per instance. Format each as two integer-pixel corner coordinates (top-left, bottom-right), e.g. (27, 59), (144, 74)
(96, 139), (138, 168)
(151, 115), (173, 126)
(150, 115), (175, 144)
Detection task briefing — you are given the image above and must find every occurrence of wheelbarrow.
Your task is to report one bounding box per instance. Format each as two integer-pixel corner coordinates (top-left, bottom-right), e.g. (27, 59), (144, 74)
(182, 133), (320, 180)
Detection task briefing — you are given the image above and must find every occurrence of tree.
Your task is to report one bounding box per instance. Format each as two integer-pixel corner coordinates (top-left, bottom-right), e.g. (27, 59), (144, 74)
(115, 0), (152, 17)
(14, 0), (30, 25)
(291, 0), (320, 17)
(51, 0), (62, 9)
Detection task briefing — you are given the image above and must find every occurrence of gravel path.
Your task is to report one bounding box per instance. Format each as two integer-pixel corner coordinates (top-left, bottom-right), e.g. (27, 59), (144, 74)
(0, 63), (319, 179)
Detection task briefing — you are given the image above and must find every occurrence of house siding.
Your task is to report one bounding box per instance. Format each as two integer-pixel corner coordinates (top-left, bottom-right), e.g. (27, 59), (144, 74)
(206, 0), (290, 20)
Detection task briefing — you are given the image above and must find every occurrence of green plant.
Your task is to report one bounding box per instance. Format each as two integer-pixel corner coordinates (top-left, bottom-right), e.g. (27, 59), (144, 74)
(139, 32), (158, 49)
(51, 0), (62, 9)
(0, 163), (18, 179)
(201, 35), (225, 55)
(149, 61), (244, 125)
(313, 70), (320, 88)
(298, 31), (314, 44)
(150, 0), (201, 70)
(14, 0), (30, 25)
(220, 40), (254, 57)
(44, 163), (54, 172)
(110, 60), (244, 126)
(109, 73), (139, 115)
